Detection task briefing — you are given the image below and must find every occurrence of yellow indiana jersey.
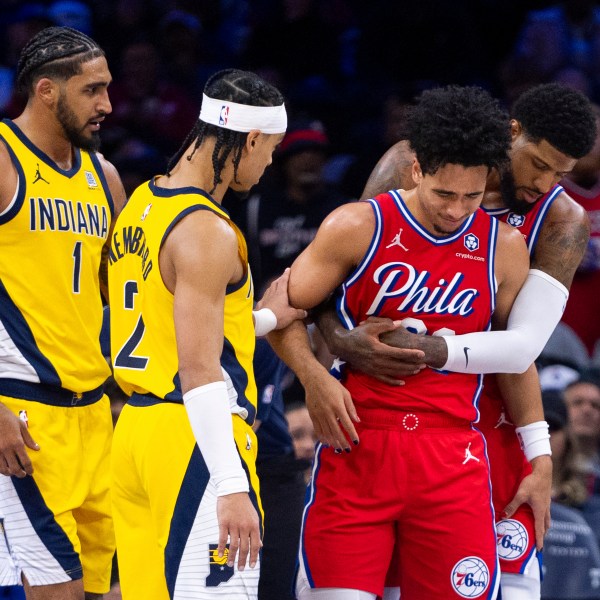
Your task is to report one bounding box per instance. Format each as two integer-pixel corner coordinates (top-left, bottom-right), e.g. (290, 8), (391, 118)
(0, 120), (113, 394)
(108, 179), (257, 423)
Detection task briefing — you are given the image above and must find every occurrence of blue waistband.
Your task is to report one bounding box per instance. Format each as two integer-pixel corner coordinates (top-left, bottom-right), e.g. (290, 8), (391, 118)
(128, 392), (183, 407)
(0, 378), (104, 407)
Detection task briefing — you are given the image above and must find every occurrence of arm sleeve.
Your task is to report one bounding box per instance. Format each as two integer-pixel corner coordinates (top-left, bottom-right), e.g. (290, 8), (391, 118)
(183, 381), (249, 496)
(441, 269), (568, 374)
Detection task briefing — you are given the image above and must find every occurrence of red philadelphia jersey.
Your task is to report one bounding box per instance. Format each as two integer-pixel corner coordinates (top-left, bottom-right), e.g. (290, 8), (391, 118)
(337, 190), (498, 422)
(479, 184), (563, 429)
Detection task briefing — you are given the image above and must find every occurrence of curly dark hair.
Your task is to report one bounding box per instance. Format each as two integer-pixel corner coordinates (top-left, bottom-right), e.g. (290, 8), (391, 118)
(512, 83), (596, 159)
(17, 26), (104, 95)
(406, 85), (510, 176)
(167, 69), (285, 194)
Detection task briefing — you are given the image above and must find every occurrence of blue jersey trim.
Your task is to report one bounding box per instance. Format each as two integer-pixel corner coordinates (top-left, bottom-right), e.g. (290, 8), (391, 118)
(0, 280), (61, 386)
(2, 119), (82, 177)
(222, 337), (256, 425)
(0, 135), (26, 225)
(389, 189), (476, 244)
(88, 151), (115, 217)
(527, 185), (562, 255)
(148, 179), (228, 216)
(11, 475), (83, 580)
(0, 379), (103, 406)
(165, 446), (210, 598)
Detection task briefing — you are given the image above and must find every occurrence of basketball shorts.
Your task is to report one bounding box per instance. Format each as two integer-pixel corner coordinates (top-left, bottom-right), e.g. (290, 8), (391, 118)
(0, 394), (114, 593)
(299, 408), (500, 600)
(483, 422), (540, 579)
(111, 398), (262, 600)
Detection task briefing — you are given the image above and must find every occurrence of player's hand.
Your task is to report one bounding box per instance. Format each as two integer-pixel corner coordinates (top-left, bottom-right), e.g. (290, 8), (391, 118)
(0, 403), (39, 477)
(503, 454), (552, 550)
(303, 369), (359, 451)
(217, 492), (262, 570)
(331, 317), (426, 385)
(256, 269), (307, 330)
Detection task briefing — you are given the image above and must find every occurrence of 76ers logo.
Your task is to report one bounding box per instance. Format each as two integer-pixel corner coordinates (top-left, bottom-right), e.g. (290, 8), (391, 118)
(451, 557), (489, 598)
(496, 519), (528, 560)
(219, 105), (229, 125)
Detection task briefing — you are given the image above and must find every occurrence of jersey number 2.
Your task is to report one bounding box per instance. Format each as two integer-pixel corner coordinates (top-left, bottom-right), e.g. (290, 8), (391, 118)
(114, 281), (149, 370)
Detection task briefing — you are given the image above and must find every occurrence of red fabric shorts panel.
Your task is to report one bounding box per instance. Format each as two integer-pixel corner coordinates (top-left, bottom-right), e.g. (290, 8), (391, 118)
(300, 422), (499, 599)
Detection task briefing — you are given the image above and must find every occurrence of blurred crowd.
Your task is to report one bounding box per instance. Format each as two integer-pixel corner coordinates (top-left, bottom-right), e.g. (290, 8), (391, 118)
(3, 1), (600, 599)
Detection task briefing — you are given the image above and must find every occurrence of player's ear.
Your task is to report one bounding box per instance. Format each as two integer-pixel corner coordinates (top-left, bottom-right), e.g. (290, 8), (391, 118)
(412, 158), (423, 184)
(246, 129), (261, 152)
(510, 119), (522, 143)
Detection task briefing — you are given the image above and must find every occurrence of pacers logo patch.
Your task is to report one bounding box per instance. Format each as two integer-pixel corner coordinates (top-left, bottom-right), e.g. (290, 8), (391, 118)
(206, 544), (234, 587)
(451, 556), (489, 598)
(496, 519), (528, 560)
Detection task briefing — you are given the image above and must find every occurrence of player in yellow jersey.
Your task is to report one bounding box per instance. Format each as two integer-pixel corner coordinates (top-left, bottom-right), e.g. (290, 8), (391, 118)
(109, 69), (305, 600)
(0, 27), (126, 600)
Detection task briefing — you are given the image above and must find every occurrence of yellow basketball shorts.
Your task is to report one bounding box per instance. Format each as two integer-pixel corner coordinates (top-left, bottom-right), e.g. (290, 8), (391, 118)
(111, 398), (262, 600)
(0, 394), (114, 593)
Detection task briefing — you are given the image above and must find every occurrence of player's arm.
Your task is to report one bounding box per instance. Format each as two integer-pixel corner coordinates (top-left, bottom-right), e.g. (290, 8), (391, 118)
(497, 365), (552, 549)
(268, 202), (375, 450)
(98, 155), (127, 301)
(0, 137), (40, 476)
(162, 211), (260, 570)
(360, 140), (415, 200)
(530, 191), (590, 288)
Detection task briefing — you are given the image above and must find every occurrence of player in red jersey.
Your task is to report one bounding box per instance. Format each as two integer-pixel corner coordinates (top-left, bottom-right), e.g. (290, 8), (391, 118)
(271, 85), (520, 599)
(313, 83), (597, 600)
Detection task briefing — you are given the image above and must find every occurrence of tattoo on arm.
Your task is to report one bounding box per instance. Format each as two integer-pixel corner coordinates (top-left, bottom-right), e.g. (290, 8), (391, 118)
(531, 217), (590, 288)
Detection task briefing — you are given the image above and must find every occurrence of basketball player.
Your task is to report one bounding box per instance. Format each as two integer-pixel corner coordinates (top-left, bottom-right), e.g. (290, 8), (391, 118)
(109, 69), (305, 600)
(315, 83), (597, 600)
(271, 85), (519, 599)
(0, 27), (127, 600)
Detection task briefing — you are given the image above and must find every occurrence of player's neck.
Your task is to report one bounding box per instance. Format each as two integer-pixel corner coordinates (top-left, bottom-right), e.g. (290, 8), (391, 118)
(13, 111), (74, 170)
(481, 168), (504, 210)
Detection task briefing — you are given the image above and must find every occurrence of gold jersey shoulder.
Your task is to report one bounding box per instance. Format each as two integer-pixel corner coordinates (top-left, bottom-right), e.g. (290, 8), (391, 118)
(0, 120), (113, 394)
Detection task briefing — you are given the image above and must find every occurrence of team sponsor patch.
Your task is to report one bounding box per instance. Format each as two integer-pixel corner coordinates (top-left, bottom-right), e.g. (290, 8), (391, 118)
(463, 233), (479, 252)
(496, 519), (529, 560)
(507, 212), (526, 228)
(451, 556), (489, 598)
(206, 544), (234, 587)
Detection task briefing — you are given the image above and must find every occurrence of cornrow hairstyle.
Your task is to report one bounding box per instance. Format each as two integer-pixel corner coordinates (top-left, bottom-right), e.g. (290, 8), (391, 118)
(17, 26), (104, 95)
(512, 83), (597, 159)
(406, 85), (511, 176)
(167, 69), (285, 194)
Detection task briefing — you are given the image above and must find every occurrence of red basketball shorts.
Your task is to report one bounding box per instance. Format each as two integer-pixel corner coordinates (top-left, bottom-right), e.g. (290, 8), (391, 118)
(299, 409), (500, 599)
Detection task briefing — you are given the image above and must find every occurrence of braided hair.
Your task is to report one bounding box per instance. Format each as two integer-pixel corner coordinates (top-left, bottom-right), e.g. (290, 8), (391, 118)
(17, 26), (104, 95)
(167, 69), (285, 194)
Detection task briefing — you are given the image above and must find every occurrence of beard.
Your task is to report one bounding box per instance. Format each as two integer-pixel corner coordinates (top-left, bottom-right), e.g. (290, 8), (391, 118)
(57, 94), (101, 152)
(498, 164), (536, 215)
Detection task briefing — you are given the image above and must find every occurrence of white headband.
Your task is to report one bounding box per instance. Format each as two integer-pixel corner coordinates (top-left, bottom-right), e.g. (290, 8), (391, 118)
(199, 94), (287, 134)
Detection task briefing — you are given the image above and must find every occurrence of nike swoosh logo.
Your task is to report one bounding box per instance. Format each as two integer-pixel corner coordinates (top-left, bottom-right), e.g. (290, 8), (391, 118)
(463, 347), (470, 368)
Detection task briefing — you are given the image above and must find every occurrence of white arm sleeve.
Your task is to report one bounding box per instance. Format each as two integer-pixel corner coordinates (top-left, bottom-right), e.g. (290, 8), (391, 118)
(442, 269), (568, 374)
(183, 381), (249, 496)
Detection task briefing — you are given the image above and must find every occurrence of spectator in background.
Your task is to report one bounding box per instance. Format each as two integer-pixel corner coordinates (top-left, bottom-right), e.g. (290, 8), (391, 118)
(564, 370), (600, 496)
(253, 338), (306, 600)
(225, 119), (346, 294)
(561, 105), (600, 357)
(502, 0), (600, 103)
(544, 388), (589, 507)
(285, 400), (317, 485)
(103, 39), (197, 157)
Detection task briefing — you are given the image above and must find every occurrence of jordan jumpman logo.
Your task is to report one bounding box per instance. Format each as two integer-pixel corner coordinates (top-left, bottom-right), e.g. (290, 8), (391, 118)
(462, 442), (480, 464)
(386, 228), (409, 251)
(32, 163), (49, 184)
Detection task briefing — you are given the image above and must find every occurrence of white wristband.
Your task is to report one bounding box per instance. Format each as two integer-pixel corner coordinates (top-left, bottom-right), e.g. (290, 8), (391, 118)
(253, 308), (277, 337)
(515, 420), (552, 462)
(183, 382), (249, 496)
